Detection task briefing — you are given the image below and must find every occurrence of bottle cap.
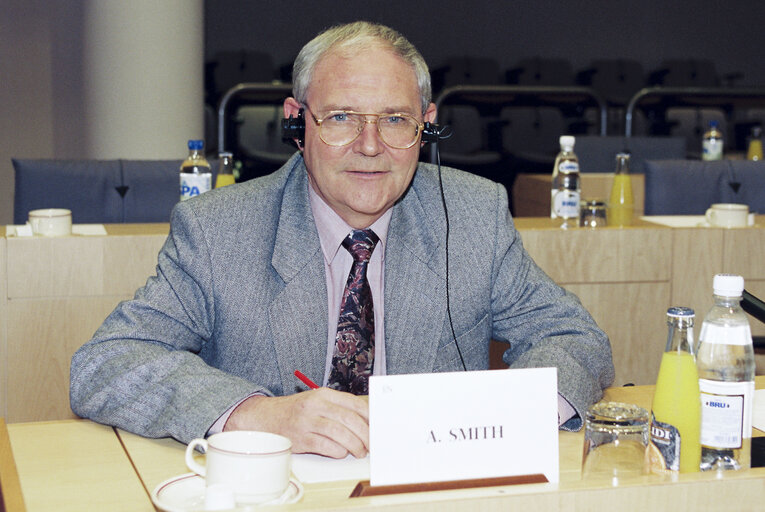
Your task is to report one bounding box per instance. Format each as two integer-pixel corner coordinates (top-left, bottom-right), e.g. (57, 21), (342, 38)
(667, 306), (694, 318)
(713, 273), (744, 297)
(218, 151), (233, 158)
(709, 120), (719, 129)
(559, 135), (575, 150)
(188, 139), (204, 150)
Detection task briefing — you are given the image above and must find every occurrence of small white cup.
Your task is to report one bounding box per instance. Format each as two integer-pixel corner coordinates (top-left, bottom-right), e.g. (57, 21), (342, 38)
(185, 431), (292, 505)
(705, 203), (749, 228)
(28, 208), (72, 237)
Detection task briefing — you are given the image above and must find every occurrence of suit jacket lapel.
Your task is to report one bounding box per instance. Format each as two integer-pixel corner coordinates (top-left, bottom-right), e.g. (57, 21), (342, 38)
(384, 183), (448, 375)
(267, 164), (328, 394)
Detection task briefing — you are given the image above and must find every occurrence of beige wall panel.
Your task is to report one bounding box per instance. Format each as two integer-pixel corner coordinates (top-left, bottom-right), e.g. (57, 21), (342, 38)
(6, 237), (105, 298)
(566, 282), (671, 386)
(520, 226), (671, 284)
(723, 228), (765, 279)
(670, 228), (723, 318)
(6, 296), (128, 422)
(103, 234), (166, 295)
(0, 238), (7, 418)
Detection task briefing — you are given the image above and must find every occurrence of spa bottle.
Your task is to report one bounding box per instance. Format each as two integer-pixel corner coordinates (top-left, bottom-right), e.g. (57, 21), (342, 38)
(696, 274), (755, 471)
(180, 139), (212, 201)
(608, 152), (634, 227)
(550, 135), (580, 228)
(702, 120), (724, 161)
(649, 307), (701, 474)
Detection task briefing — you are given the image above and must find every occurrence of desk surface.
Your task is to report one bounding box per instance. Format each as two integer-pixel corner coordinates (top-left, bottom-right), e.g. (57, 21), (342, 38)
(5, 378), (765, 511)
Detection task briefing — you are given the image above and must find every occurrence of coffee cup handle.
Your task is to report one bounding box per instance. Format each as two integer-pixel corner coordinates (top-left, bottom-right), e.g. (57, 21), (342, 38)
(705, 208), (715, 225)
(185, 438), (208, 477)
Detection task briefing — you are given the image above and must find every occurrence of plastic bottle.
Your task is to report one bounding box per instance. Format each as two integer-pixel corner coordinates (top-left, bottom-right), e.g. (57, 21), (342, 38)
(215, 151), (236, 188)
(649, 307), (701, 474)
(550, 135), (581, 228)
(608, 152), (634, 227)
(180, 139), (212, 201)
(702, 120), (724, 161)
(746, 125), (763, 161)
(696, 274), (755, 471)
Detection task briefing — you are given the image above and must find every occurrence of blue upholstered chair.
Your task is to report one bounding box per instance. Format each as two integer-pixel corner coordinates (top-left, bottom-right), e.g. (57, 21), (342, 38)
(13, 159), (221, 224)
(643, 159), (765, 215)
(12, 159), (123, 224)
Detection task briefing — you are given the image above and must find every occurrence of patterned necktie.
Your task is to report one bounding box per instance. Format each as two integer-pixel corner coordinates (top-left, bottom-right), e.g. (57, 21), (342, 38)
(328, 229), (379, 395)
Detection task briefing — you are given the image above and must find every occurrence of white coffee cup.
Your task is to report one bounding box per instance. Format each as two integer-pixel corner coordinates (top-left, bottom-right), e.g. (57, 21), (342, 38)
(705, 203), (749, 228)
(185, 431), (292, 505)
(28, 208), (72, 237)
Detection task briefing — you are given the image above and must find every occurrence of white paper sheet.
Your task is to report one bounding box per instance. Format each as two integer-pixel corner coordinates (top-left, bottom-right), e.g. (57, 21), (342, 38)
(753, 389), (765, 433)
(291, 453), (370, 483)
(5, 224), (107, 236)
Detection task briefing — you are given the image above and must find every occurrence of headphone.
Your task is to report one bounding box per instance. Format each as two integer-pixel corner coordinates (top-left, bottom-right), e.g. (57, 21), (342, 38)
(281, 108), (445, 147)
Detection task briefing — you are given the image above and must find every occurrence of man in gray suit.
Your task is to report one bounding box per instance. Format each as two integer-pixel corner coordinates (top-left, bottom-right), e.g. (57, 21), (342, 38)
(70, 21), (614, 459)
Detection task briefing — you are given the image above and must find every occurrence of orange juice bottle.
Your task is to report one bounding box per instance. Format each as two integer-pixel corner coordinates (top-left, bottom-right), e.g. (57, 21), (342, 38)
(215, 151), (236, 188)
(649, 307), (701, 473)
(608, 152), (633, 227)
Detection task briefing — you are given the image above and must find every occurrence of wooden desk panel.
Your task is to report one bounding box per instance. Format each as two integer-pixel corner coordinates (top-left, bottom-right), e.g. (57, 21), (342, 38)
(1, 238), (7, 420)
(114, 379), (765, 512)
(7, 420), (152, 511)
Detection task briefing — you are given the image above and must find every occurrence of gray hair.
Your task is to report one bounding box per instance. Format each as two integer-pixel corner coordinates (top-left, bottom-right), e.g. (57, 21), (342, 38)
(292, 21), (432, 114)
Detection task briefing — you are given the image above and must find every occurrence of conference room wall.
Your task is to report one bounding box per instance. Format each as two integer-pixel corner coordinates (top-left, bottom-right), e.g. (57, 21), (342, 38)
(3, 0), (765, 227)
(205, 0), (765, 86)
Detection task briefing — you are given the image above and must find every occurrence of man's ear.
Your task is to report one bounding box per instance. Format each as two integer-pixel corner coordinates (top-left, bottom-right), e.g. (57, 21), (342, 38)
(284, 97), (301, 119)
(424, 102), (437, 124)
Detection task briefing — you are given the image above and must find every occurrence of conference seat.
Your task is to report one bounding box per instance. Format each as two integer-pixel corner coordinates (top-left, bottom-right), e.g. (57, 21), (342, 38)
(13, 159), (220, 224)
(12, 158), (124, 224)
(643, 159), (765, 215)
(574, 136), (686, 173)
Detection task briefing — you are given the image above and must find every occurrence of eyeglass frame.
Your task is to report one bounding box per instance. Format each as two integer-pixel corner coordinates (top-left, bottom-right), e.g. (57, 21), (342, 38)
(302, 105), (428, 149)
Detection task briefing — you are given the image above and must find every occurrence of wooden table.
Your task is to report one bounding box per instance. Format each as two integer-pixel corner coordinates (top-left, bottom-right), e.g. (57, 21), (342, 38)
(3, 378), (764, 511)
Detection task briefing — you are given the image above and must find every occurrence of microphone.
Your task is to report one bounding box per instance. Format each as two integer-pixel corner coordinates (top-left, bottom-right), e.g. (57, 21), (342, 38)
(742, 289), (765, 325)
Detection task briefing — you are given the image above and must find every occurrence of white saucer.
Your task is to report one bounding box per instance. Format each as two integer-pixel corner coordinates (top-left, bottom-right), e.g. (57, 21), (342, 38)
(151, 473), (304, 511)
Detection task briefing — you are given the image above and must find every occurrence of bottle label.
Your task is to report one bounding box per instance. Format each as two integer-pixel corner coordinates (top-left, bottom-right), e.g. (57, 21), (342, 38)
(699, 379), (754, 449)
(699, 323), (752, 346)
(649, 413), (681, 472)
(552, 189), (580, 218)
(558, 161), (579, 173)
(180, 173), (212, 201)
(702, 139), (723, 161)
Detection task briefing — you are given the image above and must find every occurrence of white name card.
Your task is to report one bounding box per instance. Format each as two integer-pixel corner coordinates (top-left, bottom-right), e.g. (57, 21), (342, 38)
(369, 367), (559, 486)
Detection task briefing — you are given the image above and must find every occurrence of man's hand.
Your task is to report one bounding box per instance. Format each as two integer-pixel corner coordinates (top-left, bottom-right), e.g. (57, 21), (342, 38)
(224, 388), (369, 459)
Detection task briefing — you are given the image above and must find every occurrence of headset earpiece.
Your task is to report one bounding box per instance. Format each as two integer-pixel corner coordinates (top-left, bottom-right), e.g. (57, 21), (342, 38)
(281, 108), (306, 147)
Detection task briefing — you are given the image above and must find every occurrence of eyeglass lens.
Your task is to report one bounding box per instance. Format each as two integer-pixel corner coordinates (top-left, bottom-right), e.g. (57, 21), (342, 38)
(320, 113), (420, 148)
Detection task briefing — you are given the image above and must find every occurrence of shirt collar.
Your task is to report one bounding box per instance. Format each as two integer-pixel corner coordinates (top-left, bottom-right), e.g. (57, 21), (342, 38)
(308, 180), (391, 264)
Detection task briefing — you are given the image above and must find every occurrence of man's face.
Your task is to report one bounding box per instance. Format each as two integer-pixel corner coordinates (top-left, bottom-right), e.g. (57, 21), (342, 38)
(285, 45), (436, 228)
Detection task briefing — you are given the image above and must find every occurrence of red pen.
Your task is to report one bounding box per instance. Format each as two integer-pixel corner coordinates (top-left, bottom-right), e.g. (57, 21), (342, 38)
(294, 370), (320, 389)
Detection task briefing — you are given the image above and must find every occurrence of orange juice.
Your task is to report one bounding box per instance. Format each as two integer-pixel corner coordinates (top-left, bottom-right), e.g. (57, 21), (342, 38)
(608, 173), (633, 226)
(215, 174), (236, 188)
(650, 351), (701, 473)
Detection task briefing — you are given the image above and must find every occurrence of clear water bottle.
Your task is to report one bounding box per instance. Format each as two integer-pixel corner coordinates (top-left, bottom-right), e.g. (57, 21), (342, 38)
(696, 274), (755, 471)
(180, 139), (212, 201)
(702, 120), (724, 161)
(550, 135), (581, 228)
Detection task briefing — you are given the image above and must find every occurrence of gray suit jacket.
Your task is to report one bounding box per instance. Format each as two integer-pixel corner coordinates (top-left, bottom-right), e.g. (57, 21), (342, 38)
(70, 153), (614, 443)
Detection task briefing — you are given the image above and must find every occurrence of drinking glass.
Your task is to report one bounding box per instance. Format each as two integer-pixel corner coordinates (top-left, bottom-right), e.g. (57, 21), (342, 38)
(581, 401), (649, 482)
(580, 200), (607, 228)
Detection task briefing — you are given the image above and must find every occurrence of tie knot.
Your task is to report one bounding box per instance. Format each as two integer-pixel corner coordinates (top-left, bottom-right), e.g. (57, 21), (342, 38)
(343, 229), (379, 263)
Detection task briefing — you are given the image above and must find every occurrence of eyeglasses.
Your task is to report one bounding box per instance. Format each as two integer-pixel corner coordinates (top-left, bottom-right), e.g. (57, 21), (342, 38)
(304, 106), (425, 149)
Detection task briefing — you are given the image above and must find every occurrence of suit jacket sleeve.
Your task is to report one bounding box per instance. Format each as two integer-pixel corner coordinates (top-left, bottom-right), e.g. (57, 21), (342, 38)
(69, 200), (266, 443)
(487, 185), (615, 430)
